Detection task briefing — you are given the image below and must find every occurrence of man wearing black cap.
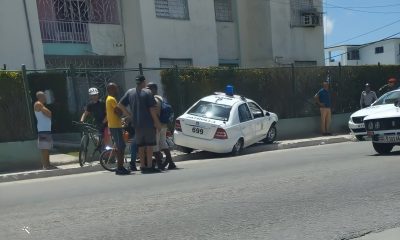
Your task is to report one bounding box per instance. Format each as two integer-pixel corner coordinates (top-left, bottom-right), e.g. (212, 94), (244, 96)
(118, 75), (162, 173)
(360, 83), (377, 109)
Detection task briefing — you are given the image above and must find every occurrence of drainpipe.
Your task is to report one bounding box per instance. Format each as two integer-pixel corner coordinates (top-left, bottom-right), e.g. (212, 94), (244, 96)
(233, 0), (242, 66)
(23, 0), (37, 69)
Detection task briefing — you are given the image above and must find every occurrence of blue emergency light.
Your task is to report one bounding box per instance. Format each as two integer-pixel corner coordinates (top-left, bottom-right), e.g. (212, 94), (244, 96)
(225, 85), (234, 96)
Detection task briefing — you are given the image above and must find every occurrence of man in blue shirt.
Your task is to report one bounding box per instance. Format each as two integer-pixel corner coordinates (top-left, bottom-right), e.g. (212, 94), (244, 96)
(314, 81), (332, 136)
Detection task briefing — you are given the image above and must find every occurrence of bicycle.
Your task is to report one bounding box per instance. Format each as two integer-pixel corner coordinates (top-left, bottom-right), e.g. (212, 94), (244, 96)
(73, 121), (104, 167)
(99, 132), (135, 172)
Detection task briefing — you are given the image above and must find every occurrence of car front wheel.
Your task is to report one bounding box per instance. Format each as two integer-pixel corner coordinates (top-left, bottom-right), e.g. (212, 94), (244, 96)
(263, 124), (277, 144)
(372, 142), (394, 154)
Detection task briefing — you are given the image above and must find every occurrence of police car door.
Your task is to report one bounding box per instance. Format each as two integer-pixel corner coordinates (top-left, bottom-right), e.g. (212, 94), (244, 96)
(237, 103), (256, 145)
(247, 102), (270, 141)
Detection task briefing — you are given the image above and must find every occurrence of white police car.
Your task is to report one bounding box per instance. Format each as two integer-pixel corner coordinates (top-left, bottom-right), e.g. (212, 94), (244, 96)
(173, 92), (278, 155)
(364, 103), (400, 154)
(349, 89), (400, 140)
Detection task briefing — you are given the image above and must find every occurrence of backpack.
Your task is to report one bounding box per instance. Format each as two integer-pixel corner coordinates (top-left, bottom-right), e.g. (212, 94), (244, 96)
(156, 96), (174, 124)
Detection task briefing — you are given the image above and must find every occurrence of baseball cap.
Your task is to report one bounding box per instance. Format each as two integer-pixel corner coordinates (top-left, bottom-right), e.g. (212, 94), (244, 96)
(135, 75), (146, 84)
(147, 82), (158, 90)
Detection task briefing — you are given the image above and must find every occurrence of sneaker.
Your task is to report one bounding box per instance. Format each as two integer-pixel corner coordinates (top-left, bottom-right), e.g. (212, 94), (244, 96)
(129, 165), (138, 171)
(141, 167), (161, 174)
(115, 167), (130, 175)
(168, 163), (177, 170)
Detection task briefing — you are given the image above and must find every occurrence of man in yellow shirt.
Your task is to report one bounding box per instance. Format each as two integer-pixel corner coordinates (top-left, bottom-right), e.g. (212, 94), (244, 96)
(106, 83), (129, 175)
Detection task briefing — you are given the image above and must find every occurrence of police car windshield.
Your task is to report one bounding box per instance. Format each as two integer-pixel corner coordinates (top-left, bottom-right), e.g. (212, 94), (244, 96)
(188, 101), (231, 121)
(373, 91), (400, 106)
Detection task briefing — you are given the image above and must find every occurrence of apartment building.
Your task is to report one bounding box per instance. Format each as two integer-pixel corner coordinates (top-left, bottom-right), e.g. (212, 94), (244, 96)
(325, 38), (400, 66)
(1, 0), (324, 88)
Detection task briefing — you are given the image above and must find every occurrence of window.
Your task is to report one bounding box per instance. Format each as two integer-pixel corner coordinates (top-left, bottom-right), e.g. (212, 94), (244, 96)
(238, 104), (253, 123)
(160, 58), (192, 68)
(247, 102), (264, 119)
(188, 101), (231, 121)
(347, 50), (360, 60)
(290, 0), (321, 27)
(155, 0), (189, 19)
(214, 0), (233, 22)
(373, 91), (400, 106)
(375, 46), (384, 54)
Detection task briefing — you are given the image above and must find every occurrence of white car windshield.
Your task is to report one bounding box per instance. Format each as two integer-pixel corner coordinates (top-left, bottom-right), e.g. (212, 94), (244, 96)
(373, 91), (400, 106)
(188, 101), (231, 121)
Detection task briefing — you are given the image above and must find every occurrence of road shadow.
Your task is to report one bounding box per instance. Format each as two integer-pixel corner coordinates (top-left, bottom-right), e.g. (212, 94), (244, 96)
(370, 150), (400, 157)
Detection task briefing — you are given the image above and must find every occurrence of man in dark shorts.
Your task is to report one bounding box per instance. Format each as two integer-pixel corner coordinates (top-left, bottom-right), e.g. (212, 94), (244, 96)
(80, 87), (107, 147)
(118, 75), (162, 173)
(106, 83), (130, 175)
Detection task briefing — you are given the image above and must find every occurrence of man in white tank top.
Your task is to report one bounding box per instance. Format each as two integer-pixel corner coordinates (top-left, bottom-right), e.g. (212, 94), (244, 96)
(34, 91), (54, 170)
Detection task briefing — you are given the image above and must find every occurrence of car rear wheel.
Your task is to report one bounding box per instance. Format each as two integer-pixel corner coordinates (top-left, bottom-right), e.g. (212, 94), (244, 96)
(355, 135), (364, 141)
(263, 124), (277, 144)
(232, 139), (244, 156)
(372, 142), (394, 154)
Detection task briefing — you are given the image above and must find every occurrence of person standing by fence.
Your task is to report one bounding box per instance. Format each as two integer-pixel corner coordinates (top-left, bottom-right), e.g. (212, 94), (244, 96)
(34, 91), (54, 170)
(314, 81), (332, 136)
(360, 83), (377, 108)
(147, 82), (177, 170)
(106, 83), (130, 175)
(118, 75), (162, 173)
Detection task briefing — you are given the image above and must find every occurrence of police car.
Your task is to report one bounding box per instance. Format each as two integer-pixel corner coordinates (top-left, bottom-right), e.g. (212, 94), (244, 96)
(364, 102), (400, 154)
(349, 89), (400, 140)
(173, 92), (278, 155)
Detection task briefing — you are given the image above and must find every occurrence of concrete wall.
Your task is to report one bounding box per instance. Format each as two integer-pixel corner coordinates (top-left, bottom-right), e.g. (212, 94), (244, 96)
(277, 113), (351, 140)
(0, 141), (42, 173)
(270, 0), (324, 66)
(0, 0), (45, 69)
(216, 22), (240, 63)
(236, 0), (274, 67)
(360, 39), (400, 65)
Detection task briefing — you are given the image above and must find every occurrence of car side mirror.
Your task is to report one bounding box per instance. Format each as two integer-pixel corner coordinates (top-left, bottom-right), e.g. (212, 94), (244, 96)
(264, 110), (270, 116)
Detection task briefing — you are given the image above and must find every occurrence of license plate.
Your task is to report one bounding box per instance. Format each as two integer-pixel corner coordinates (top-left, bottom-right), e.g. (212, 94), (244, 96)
(382, 135), (400, 143)
(192, 127), (204, 135)
(357, 124), (365, 128)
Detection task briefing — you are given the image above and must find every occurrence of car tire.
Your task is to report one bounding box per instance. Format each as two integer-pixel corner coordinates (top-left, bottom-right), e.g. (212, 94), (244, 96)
(231, 139), (244, 156)
(179, 146), (193, 154)
(355, 135), (364, 141)
(372, 142), (394, 155)
(263, 124), (277, 144)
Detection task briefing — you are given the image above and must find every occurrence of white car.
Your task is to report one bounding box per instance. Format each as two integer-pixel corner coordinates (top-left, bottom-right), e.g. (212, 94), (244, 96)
(173, 93), (278, 155)
(349, 89), (400, 140)
(364, 103), (400, 154)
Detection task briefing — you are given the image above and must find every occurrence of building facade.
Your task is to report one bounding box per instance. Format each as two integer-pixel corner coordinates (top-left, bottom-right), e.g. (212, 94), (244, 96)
(1, 0), (324, 88)
(325, 38), (400, 66)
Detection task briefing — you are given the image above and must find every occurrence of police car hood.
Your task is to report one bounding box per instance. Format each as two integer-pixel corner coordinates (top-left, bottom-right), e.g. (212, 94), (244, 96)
(350, 104), (396, 118)
(364, 107), (400, 121)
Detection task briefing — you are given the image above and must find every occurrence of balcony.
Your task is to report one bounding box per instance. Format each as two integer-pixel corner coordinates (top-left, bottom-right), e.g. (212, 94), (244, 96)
(39, 20), (90, 43)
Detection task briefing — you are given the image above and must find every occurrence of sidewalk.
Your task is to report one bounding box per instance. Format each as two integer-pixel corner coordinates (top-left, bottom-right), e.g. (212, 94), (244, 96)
(0, 134), (355, 183)
(353, 227), (400, 240)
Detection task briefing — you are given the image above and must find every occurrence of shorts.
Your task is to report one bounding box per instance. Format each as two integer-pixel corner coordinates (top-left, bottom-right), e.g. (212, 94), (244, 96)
(135, 127), (156, 147)
(109, 128), (126, 150)
(37, 132), (53, 150)
(154, 128), (169, 152)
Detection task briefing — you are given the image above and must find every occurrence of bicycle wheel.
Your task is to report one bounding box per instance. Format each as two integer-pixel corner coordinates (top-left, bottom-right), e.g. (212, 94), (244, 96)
(99, 148), (118, 172)
(79, 134), (89, 167)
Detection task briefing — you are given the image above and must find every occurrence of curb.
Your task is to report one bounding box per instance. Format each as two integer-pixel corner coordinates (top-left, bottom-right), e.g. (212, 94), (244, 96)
(0, 135), (353, 183)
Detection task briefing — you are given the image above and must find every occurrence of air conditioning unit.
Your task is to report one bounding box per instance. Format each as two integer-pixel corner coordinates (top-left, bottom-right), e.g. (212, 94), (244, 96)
(302, 14), (320, 26)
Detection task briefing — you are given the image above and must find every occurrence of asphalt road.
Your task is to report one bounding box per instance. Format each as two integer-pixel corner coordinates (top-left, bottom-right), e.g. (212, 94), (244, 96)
(2, 141), (400, 240)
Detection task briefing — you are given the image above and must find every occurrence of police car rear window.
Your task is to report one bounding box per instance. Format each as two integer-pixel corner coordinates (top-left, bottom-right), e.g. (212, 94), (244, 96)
(188, 101), (231, 121)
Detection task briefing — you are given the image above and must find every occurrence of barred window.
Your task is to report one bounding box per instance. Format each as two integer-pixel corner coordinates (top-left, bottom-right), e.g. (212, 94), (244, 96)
(290, 0), (321, 27)
(214, 0), (233, 22)
(160, 58), (192, 68)
(155, 0), (189, 20)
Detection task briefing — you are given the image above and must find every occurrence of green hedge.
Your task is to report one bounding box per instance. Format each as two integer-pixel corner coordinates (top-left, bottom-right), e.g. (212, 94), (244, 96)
(161, 66), (399, 119)
(0, 71), (35, 142)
